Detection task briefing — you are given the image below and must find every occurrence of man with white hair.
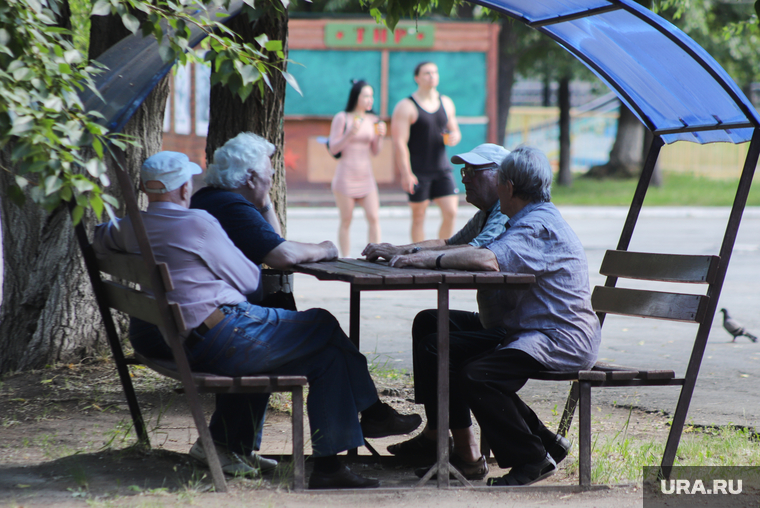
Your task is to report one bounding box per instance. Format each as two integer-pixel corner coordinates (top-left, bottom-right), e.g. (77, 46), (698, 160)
(93, 150), (421, 489)
(386, 146), (601, 486)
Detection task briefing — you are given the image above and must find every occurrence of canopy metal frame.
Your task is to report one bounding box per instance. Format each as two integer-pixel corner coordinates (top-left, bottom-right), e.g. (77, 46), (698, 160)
(72, 0), (760, 488)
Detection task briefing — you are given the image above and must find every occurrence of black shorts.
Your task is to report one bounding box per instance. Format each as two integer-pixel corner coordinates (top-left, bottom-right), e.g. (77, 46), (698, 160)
(408, 170), (459, 203)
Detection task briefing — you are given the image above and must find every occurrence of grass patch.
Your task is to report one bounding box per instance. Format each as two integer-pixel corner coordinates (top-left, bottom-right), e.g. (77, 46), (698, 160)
(586, 416), (760, 484)
(552, 172), (760, 206)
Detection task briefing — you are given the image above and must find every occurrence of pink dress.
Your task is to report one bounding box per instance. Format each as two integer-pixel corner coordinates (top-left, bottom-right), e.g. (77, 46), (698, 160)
(329, 112), (380, 198)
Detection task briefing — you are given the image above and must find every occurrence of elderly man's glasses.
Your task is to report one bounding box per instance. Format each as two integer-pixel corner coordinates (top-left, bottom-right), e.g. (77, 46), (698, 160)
(460, 164), (499, 179)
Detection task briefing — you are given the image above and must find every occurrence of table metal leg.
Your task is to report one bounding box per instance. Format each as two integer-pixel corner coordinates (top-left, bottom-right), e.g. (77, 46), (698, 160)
(436, 284), (451, 488)
(348, 285), (361, 457)
(349, 285), (361, 350)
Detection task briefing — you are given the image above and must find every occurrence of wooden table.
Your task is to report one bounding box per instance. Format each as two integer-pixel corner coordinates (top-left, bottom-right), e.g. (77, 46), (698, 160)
(293, 258), (535, 488)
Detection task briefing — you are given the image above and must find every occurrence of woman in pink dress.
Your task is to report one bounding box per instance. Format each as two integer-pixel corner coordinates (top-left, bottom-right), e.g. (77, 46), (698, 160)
(328, 80), (387, 256)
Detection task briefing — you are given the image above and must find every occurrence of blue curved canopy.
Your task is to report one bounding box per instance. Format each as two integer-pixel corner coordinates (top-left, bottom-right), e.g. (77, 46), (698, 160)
(83, 0), (759, 146)
(473, 0), (760, 144)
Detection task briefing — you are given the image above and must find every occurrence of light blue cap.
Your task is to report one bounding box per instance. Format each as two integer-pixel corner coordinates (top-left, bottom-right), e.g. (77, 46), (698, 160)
(141, 151), (202, 194)
(451, 143), (510, 166)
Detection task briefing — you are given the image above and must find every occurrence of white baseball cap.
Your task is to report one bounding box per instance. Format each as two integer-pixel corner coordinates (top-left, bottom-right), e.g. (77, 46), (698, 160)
(141, 151), (203, 194)
(451, 143), (510, 166)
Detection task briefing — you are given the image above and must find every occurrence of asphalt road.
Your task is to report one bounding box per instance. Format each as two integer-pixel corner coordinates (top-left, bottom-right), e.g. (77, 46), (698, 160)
(288, 204), (760, 429)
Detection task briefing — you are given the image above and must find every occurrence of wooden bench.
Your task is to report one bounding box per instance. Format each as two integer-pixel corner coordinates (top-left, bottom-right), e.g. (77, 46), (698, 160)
(91, 250), (306, 491)
(526, 249), (721, 486)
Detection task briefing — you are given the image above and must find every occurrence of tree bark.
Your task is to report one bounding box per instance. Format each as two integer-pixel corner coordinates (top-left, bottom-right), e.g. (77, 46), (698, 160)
(206, 9), (289, 236)
(0, 8), (168, 374)
(557, 76), (572, 187)
(586, 102), (645, 179)
(497, 19), (521, 145)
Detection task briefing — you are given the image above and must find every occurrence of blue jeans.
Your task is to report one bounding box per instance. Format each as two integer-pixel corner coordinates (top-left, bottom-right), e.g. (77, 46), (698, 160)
(129, 318), (269, 454)
(187, 302), (378, 457)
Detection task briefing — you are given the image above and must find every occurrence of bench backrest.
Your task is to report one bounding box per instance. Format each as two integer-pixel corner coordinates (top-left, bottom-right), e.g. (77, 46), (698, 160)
(97, 252), (187, 333)
(592, 250), (720, 324)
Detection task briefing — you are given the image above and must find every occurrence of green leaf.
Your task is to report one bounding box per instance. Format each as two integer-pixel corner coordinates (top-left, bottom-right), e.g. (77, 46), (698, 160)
(14, 175), (29, 189)
(85, 158), (102, 177)
(71, 205), (84, 226)
(281, 71), (302, 96)
(121, 13), (140, 34)
(91, 0), (111, 16)
(235, 62), (260, 86)
(9, 115), (33, 136)
(264, 40), (282, 52)
(254, 33), (270, 47)
(44, 174), (63, 196)
(102, 194), (119, 207)
(63, 50), (82, 65)
(90, 194), (104, 220)
(12, 66), (32, 81)
(238, 83), (253, 103)
(92, 138), (103, 159)
(159, 45), (176, 63)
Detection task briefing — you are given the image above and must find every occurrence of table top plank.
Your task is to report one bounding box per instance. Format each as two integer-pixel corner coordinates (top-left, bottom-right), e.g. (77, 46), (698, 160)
(294, 259), (535, 287)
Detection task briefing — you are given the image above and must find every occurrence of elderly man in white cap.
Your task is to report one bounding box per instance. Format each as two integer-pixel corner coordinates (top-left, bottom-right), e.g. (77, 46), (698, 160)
(93, 151), (422, 489)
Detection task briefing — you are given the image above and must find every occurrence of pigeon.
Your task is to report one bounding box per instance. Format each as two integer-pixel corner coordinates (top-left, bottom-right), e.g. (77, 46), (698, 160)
(719, 308), (758, 343)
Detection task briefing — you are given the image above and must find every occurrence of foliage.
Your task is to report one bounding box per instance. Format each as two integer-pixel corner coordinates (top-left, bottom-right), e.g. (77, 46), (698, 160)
(655, 0), (760, 91)
(0, 0), (297, 224)
(0, 0), (124, 223)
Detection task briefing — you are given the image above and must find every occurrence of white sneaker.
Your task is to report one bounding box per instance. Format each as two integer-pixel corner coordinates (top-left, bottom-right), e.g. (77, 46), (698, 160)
(189, 439), (258, 477)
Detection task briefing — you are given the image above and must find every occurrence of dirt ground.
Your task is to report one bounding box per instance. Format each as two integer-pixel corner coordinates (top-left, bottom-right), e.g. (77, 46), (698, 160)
(0, 359), (655, 507)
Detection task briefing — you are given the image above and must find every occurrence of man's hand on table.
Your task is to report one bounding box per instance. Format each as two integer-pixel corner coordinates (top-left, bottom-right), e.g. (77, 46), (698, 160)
(320, 241), (340, 261)
(362, 243), (405, 261)
(389, 251), (435, 269)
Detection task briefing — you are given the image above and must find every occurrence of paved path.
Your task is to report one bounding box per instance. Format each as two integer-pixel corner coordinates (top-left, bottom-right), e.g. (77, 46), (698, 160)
(288, 204), (760, 428)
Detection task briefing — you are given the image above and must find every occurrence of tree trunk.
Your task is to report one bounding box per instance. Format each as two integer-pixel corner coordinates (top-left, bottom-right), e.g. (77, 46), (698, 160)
(586, 102), (645, 179)
(206, 10), (289, 236)
(497, 19), (521, 145)
(557, 76), (572, 187)
(0, 8), (168, 374)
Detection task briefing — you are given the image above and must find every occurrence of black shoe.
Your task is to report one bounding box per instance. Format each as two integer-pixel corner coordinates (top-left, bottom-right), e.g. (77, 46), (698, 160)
(308, 464), (380, 489)
(387, 433), (454, 460)
(487, 453), (556, 486)
(545, 434), (571, 465)
(361, 407), (422, 439)
(414, 454), (489, 481)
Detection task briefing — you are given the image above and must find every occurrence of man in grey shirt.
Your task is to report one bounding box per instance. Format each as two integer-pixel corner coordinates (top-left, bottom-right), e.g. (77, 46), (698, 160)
(385, 147), (601, 486)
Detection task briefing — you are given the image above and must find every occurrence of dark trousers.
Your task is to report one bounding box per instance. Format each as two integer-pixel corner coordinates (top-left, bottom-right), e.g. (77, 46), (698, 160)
(129, 317), (269, 455)
(413, 309), (556, 468)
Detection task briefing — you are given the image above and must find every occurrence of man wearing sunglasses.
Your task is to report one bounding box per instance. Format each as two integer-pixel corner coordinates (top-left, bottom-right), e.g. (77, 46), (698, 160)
(362, 143), (509, 262)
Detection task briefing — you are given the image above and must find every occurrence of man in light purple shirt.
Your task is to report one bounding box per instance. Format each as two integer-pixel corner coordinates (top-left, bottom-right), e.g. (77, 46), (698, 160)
(385, 147), (601, 486)
(94, 151), (422, 489)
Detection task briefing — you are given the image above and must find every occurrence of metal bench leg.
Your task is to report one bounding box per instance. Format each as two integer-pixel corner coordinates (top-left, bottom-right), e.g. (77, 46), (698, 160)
(558, 381), (579, 438)
(578, 381), (591, 487)
(292, 386), (305, 491)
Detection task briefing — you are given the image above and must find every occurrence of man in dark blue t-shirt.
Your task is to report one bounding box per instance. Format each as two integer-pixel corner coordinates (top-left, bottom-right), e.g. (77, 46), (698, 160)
(131, 135), (339, 479)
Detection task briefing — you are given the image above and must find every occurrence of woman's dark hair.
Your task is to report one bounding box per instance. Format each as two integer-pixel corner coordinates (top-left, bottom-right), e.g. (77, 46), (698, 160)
(344, 79), (375, 113)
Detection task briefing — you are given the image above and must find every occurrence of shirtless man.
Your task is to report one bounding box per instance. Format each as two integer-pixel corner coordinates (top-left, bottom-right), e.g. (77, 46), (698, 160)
(392, 62), (461, 242)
